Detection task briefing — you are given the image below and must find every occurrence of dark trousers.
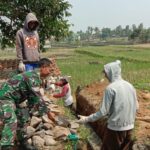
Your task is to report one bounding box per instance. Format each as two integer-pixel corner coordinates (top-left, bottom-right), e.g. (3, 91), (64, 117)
(101, 128), (133, 150)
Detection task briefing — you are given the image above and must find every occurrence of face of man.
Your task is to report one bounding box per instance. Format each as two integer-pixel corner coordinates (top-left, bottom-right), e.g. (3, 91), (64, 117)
(40, 66), (51, 78)
(28, 21), (38, 30)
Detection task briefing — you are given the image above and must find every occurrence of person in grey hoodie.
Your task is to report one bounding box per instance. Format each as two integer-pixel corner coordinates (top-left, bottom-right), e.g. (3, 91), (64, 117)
(77, 60), (139, 150)
(16, 12), (40, 72)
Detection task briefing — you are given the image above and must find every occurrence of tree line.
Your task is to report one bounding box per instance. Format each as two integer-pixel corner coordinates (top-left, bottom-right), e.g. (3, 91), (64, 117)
(0, 0), (150, 49)
(67, 23), (150, 44)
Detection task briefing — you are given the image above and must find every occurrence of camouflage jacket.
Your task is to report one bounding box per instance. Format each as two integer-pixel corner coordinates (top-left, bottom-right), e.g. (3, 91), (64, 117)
(0, 71), (49, 114)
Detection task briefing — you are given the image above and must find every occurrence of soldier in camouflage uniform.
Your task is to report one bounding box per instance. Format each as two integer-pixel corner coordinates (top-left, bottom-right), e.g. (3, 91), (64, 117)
(0, 58), (52, 150)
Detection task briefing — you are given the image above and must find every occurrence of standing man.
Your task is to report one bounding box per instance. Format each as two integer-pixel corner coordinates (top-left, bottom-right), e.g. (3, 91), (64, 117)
(77, 60), (139, 150)
(0, 58), (54, 150)
(16, 12), (40, 72)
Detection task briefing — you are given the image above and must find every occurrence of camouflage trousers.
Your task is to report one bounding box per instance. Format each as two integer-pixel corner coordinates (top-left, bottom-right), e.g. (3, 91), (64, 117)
(0, 100), (17, 146)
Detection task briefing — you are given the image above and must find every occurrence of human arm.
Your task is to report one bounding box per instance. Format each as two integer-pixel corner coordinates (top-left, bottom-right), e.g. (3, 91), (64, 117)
(16, 30), (25, 71)
(36, 32), (41, 59)
(53, 84), (68, 98)
(16, 30), (23, 62)
(28, 87), (51, 116)
(25, 73), (51, 117)
(77, 87), (114, 123)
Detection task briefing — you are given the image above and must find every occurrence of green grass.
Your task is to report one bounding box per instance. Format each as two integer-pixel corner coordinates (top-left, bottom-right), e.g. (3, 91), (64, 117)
(0, 50), (16, 59)
(65, 45), (150, 91)
(1, 45), (150, 92)
(42, 45), (150, 91)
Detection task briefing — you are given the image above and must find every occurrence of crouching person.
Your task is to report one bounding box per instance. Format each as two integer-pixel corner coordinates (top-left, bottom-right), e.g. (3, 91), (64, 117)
(76, 60), (139, 150)
(52, 76), (73, 109)
(0, 58), (54, 150)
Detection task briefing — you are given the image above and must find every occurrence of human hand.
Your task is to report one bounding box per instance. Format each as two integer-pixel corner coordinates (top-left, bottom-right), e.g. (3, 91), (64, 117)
(75, 115), (89, 124)
(42, 95), (50, 101)
(18, 61), (25, 72)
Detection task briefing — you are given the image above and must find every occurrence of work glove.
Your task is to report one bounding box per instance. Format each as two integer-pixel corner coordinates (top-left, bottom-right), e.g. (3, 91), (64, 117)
(18, 61), (25, 72)
(76, 115), (89, 124)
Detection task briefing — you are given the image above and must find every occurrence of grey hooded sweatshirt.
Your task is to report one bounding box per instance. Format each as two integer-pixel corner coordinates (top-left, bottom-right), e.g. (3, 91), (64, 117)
(16, 13), (40, 63)
(87, 60), (139, 131)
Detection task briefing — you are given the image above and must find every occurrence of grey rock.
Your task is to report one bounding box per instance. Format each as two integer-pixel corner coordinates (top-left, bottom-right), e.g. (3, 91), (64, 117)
(53, 126), (70, 140)
(43, 123), (53, 130)
(27, 138), (32, 145)
(34, 130), (45, 138)
(133, 143), (149, 150)
(30, 116), (42, 128)
(70, 122), (79, 129)
(42, 115), (54, 124)
(32, 136), (45, 150)
(44, 130), (54, 136)
(26, 126), (36, 138)
(70, 128), (77, 134)
(44, 135), (57, 146)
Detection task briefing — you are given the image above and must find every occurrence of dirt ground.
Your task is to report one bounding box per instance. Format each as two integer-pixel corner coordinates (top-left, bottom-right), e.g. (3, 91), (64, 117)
(76, 80), (150, 146)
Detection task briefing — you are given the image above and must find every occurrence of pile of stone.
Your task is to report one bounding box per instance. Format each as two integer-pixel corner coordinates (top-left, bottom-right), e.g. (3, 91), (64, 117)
(23, 98), (79, 150)
(0, 59), (18, 70)
(49, 57), (61, 76)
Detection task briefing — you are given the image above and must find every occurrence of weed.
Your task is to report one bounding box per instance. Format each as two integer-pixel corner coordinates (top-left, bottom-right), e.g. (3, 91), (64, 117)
(77, 125), (91, 142)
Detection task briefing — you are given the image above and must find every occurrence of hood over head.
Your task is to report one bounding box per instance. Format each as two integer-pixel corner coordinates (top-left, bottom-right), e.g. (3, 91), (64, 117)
(60, 76), (70, 83)
(24, 12), (39, 31)
(104, 60), (122, 82)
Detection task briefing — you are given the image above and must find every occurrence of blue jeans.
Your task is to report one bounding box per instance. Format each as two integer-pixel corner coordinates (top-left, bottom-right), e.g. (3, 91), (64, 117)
(25, 64), (39, 71)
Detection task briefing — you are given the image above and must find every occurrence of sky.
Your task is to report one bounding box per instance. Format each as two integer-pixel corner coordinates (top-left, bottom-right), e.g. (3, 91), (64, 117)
(68, 0), (150, 32)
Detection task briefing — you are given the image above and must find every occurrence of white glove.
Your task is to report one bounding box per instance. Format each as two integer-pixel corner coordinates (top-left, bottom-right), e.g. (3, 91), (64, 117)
(42, 95), (50, 101)
(18, 61), (25, 72)
(76, 115), (89, 124)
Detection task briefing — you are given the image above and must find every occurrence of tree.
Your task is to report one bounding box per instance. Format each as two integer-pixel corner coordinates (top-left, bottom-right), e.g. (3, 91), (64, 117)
(130, 23), (144, 41)
(94, 27), (100, 39)
(101, 28), (111, 40)
(124, 25), (131, 37)
(0, 0), (71, 49)
(86, 26), (93, 41)
(115, 25), (123, 37)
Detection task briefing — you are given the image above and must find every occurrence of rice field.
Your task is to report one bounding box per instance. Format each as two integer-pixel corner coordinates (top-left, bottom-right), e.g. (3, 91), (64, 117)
(1, 45), (150, 92)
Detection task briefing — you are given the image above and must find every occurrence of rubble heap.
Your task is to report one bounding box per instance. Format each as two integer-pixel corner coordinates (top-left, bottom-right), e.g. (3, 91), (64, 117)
(21, 99), (80, 150)
(49, 57), (61, 76)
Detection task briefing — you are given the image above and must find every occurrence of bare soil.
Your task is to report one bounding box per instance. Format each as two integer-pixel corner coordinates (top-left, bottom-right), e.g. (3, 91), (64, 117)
(76, 80), (150, 145)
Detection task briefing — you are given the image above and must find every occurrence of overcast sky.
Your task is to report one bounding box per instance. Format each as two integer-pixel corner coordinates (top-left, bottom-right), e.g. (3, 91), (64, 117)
(68, 0), (150, 32)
